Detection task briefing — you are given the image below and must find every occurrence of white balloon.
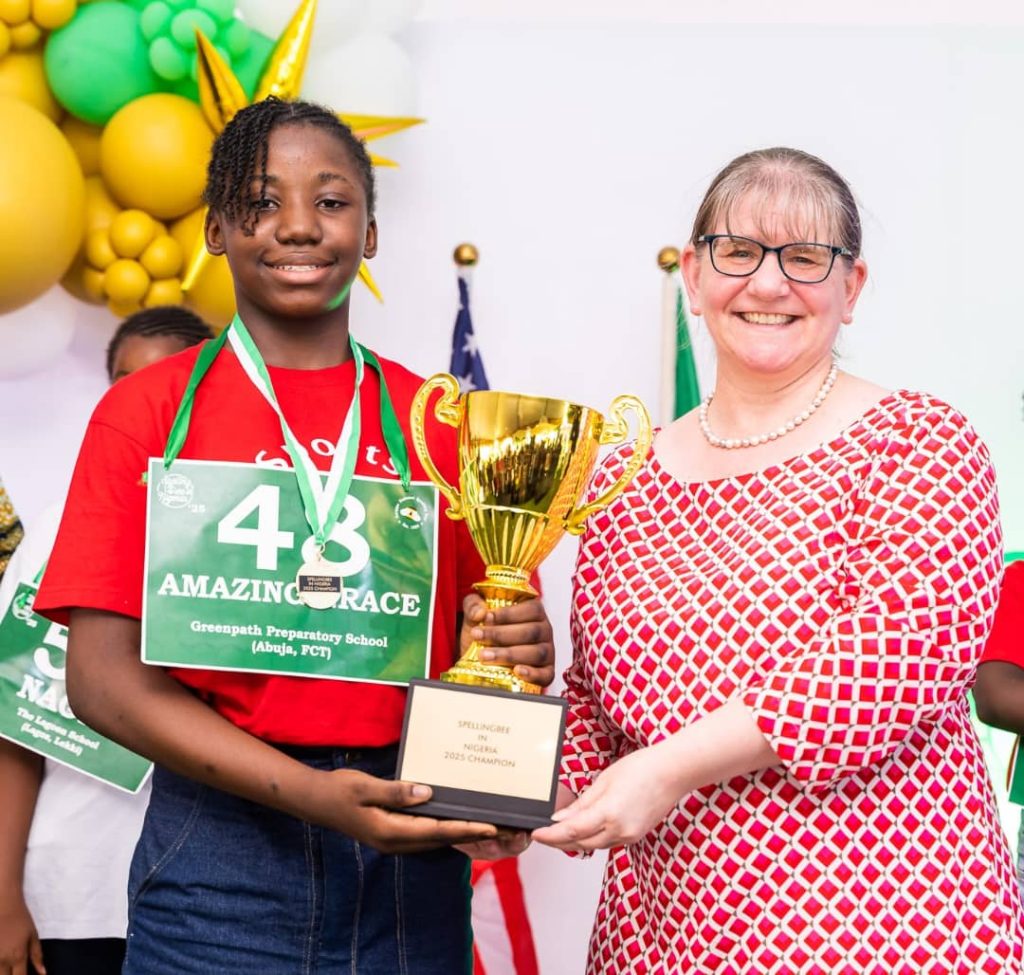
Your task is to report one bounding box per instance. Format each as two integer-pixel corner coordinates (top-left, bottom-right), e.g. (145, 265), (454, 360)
(234, 0), (295, 40)
(237, 0), (369, 48)
(360, 0), (422, 34)
(310, 0), (368, 53)
(302, 33), (416, 116)
(0, 287), (79, 379)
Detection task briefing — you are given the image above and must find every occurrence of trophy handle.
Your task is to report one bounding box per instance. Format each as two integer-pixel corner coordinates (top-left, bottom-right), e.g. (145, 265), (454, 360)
(565, 394), (652, 535)
(410, 373), (466, 521)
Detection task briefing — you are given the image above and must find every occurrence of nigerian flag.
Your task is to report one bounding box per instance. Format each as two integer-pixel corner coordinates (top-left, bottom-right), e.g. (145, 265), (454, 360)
(659, 247), (701, 422)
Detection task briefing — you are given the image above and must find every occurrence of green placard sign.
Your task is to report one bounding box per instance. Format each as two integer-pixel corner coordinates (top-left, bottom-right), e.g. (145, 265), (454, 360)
(0, 583), (152, 793)
(142, 459), (439, 684)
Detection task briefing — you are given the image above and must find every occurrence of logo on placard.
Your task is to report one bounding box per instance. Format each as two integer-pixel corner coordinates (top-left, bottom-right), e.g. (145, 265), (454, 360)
(395, 495), (428, 530)
(157, 473), (195, 510)
(11, 590), (36, 624)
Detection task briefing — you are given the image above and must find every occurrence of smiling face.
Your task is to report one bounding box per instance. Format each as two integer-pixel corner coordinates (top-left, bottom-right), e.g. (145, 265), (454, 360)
(681, 190), (867, 382)
(205, 122), (377, 329)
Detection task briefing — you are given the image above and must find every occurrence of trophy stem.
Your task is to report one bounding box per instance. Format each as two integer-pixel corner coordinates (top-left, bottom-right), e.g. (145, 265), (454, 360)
(440, 565), (543, 695)
(474, 564), (539, 604)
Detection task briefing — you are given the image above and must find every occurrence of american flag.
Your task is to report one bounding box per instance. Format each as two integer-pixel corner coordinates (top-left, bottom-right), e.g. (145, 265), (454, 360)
(449, 274), (490, 394)
(449, 262), (540, 975)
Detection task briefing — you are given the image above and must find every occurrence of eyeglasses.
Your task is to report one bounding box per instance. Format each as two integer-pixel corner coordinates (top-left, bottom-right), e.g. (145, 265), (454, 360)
(697, 234), (852, 284)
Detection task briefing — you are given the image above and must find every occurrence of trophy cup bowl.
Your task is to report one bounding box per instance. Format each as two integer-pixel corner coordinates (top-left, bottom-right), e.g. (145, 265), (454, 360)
(410, 375), (652, 693)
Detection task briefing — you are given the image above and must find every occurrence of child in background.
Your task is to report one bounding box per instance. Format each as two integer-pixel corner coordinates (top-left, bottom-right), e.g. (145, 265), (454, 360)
(0, 307), (213, 975)
(0, 479), (23, 582)
(105, 306), (216, 383)
(34, 99), (553, 974)
(973, 558), (1024, 896)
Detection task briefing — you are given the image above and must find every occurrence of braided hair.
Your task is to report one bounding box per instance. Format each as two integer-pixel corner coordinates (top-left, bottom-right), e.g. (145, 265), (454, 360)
(106, 306), (214, 381)
(203, 97), (376, 234)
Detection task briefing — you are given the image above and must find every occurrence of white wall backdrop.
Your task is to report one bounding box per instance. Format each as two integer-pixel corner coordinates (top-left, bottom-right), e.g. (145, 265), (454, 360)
(2, 4), (1023, 972)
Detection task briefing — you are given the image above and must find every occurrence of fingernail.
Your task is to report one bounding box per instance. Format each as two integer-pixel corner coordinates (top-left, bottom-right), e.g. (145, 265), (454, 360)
(513, 666), (528, 677)
(471, 627), (485, 640)
(411, 784), (431, 798)
(479, 649), (495, 661)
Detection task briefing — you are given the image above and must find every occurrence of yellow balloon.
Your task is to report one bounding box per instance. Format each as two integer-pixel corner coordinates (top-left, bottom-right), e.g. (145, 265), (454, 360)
(100, 94), (213, 221)
(0, 23), (10, 59)
(0, 48), (61, 120)
(104, 258), (149, 304)
(108, 297), (142, 318)
(81, 265), (105, 302)
(82, 176), (119, 230)
(9, 19), (39, 47)
(140, 234), (182, 279)
(144, 278), (184, 308)
(60, 176), (119, 302)
(108, 209), (157, 259)
(171, 207), (235, 329)
(0, 0), (30, 25)
(60, 116), (102, 176)
(0, 96), (82, 312)
(84, 227), (115, 269)
(30, 0), (76, 31)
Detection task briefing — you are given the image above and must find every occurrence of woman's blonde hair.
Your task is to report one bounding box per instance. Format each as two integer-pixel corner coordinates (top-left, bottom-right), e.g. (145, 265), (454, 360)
(690, 147), (862, 258)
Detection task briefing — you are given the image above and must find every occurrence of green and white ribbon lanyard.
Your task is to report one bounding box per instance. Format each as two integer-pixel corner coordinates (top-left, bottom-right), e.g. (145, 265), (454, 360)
(162, 313), (412, 609)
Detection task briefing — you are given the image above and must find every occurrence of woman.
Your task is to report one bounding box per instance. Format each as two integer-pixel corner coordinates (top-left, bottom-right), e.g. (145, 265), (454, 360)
(533, 147), (1024, 973)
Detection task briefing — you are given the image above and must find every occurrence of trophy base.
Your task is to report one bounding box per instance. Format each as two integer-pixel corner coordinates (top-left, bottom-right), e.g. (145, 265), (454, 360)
(440, 657), (542, 695)
(401, 802), (553, 831)
(396, 679), (568, 830)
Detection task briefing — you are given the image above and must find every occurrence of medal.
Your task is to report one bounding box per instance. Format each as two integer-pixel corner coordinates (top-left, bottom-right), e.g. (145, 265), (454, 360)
(296, 553), (344, 610)
(161, 313), (414, 612)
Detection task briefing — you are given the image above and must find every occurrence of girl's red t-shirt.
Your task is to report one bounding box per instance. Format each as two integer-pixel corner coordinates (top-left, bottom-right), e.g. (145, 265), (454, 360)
(35, 343), (485, 747)
(980, 560), (1024, 667)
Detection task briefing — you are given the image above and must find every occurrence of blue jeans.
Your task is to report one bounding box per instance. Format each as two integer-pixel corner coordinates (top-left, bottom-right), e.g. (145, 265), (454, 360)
(124, 746), (472, 974)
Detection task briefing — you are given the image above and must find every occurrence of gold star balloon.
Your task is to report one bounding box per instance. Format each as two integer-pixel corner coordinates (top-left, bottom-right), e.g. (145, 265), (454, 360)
(183, 0), (423, 303)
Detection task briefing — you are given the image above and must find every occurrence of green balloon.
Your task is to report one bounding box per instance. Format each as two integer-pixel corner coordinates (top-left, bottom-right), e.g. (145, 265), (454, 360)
(150, 36), (189, 81)
(166, 74), (199, 102)
(221, 19), (251, 59)
(170, 9), (217, 50)
(45, 3), (164, 126)
(233, 30), (275, 100)
(197, 0), (235, 23)
(139, 1), (173, 41)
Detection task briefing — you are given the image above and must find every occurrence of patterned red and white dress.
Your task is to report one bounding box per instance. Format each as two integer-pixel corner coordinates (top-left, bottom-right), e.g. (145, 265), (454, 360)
(562, 391), (1024, 974)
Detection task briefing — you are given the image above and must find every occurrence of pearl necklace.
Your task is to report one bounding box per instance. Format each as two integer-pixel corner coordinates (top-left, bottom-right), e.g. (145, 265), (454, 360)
(698, 360), (839, 449)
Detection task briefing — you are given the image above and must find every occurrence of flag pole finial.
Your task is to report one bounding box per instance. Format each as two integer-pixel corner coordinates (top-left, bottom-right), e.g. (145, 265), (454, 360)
(454, 243), (479, 267)
(657, 246), (680, 273)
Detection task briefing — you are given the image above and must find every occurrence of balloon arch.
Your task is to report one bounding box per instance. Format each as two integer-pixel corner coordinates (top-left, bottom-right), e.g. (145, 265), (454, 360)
(0, 0), (421, 378)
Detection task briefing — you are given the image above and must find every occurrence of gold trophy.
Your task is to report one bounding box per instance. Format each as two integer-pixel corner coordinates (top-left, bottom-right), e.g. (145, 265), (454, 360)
(396, 375), (652, 827)
(410, 375), (652, 692)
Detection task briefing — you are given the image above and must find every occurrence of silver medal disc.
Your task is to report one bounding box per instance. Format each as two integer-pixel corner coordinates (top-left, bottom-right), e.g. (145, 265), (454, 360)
(296, 560), (344, 610)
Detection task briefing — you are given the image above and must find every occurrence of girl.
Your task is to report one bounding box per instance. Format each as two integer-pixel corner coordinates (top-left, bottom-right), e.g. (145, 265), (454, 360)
(35, 99), (552, 974)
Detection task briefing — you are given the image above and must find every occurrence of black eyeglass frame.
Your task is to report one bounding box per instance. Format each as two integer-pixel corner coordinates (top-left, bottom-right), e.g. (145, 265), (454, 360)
(696, 234), (853, 284)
